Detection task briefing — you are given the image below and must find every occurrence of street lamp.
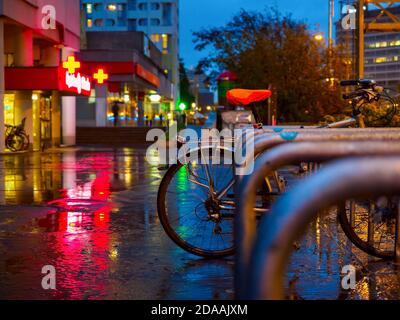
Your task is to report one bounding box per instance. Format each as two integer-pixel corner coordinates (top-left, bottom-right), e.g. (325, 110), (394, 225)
(314, 33), (324, 42)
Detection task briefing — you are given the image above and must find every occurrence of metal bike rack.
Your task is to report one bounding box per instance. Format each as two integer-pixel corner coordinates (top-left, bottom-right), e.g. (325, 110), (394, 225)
(234, 140), (400, 298)
(242, 157), (400, 300)
(236, 128), (400, 176)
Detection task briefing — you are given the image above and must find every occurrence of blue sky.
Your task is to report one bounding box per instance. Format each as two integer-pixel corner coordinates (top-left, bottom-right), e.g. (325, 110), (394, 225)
(180, 0), (338, 68)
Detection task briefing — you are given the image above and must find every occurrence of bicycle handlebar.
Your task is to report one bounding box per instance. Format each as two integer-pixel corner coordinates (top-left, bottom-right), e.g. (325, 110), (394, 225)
(340, 79), (376, 88)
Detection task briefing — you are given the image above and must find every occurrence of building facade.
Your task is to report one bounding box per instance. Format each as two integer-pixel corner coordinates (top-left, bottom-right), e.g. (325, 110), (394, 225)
(336, 4), (400, 90)
(0, 0), (87, 152)
(76, 31), (173, 128)
(81, 0), (179, 105)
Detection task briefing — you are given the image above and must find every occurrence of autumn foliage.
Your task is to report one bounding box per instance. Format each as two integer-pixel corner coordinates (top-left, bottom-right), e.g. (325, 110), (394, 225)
(193, 8), (348, 123)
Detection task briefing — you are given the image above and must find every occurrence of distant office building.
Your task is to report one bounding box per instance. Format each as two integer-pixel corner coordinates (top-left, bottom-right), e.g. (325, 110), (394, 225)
(336, 4), (400, 90)
(81, 0), (179, 104)
(186, 68), (215, 110)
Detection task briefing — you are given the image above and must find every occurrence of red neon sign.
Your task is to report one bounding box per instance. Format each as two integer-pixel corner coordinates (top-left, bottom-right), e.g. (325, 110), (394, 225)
(93, 69), (109, 85)
(61, 56), (92, 96)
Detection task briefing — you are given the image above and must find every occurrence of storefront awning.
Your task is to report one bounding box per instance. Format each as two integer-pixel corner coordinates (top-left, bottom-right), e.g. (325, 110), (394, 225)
(5, 67), (92, 97)
(80, 61), (160, 88)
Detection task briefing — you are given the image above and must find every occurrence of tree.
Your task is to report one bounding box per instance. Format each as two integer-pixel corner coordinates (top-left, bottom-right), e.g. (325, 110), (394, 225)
(193, 8), (348, 123)
(178, 59), (195, 110)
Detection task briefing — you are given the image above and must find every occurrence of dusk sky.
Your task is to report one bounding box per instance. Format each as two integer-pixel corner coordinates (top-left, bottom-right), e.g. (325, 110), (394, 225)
(180, 0), (338, 68)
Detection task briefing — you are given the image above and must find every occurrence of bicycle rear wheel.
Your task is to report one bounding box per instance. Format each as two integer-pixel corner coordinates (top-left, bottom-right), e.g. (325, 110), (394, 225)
(157, 147), (236, 258)
(338, 198), (397, 259)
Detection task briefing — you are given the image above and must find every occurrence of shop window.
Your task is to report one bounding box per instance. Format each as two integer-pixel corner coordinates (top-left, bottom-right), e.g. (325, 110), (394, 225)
(4, 94), (15, 125)
(4, 53), (14, 67)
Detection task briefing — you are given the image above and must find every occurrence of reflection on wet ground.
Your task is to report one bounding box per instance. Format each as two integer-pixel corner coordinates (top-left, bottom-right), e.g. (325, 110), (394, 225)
(0, 148), (233, 300)
(0, 148), (399, 299)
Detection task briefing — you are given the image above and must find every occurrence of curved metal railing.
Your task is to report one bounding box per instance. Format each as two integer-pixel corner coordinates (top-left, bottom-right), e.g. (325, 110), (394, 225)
(241, 157), (400, 299)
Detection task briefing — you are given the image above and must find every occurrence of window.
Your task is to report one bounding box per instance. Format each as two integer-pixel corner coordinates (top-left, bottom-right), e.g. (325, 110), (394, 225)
(138, 18), (148, 26)
(128, 19), (137, 31)
(150, 3), (160, 10)
(150, 34), (161, 42)
(138, 3), (148, 10)
(105, 19), (116, 27)
(127, 0), (137, 10)
(162, 34), (169, 54)
(94, 19), (104, 27)
(107, 4), (117, 11)
(94, 4), (103, 11)
(4, 53), (14, 67)
(151, 19), (160, 26)
(87, 19), (93, 28)
(86, 3), (93, 14)
(162, 3), (172, 26)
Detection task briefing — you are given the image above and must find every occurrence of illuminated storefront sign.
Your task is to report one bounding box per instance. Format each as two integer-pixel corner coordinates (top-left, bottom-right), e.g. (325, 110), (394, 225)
(63, 71), (92, 95)
(5, 57), (92, 97)
(93, 69), (109, 85)
(61, 56), (92, 95)
(63, 56), (81, 74)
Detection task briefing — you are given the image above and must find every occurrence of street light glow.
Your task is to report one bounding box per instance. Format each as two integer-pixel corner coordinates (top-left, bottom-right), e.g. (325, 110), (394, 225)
(314, 33), (324, 42)
(149, 94), (162, 103)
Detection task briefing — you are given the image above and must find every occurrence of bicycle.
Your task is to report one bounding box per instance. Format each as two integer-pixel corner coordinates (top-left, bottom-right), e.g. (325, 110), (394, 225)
(157, 80), (398, 258)
(5, 118), (30, 152)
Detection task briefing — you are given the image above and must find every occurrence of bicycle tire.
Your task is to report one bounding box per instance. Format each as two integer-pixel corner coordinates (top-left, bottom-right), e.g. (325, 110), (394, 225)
(157, 147), (236, 258)
(21, 132), (30, 151)
(5, 135), (18, 152)
(338, 201), (395, 259)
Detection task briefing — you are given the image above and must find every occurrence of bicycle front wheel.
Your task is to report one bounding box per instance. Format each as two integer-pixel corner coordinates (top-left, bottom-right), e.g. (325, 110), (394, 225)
(157, 147), (236, 258)
(6, 134), (23, 152)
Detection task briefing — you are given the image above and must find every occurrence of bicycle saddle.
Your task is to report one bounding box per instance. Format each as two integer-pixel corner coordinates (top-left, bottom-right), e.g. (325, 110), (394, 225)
(227, 89), (272, 106)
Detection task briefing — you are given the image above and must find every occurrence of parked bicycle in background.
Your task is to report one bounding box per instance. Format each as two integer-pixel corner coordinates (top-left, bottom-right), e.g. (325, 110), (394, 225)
(5, 118), (30, 152)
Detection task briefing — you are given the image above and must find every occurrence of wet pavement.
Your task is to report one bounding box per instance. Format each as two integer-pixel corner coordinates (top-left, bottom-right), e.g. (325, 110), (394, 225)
(0, 148), (233, 300)
(0, 147), (399, 300)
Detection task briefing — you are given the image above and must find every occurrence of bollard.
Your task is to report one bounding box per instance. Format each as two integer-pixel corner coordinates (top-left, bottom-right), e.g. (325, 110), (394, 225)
(245, 157), (400, 299)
